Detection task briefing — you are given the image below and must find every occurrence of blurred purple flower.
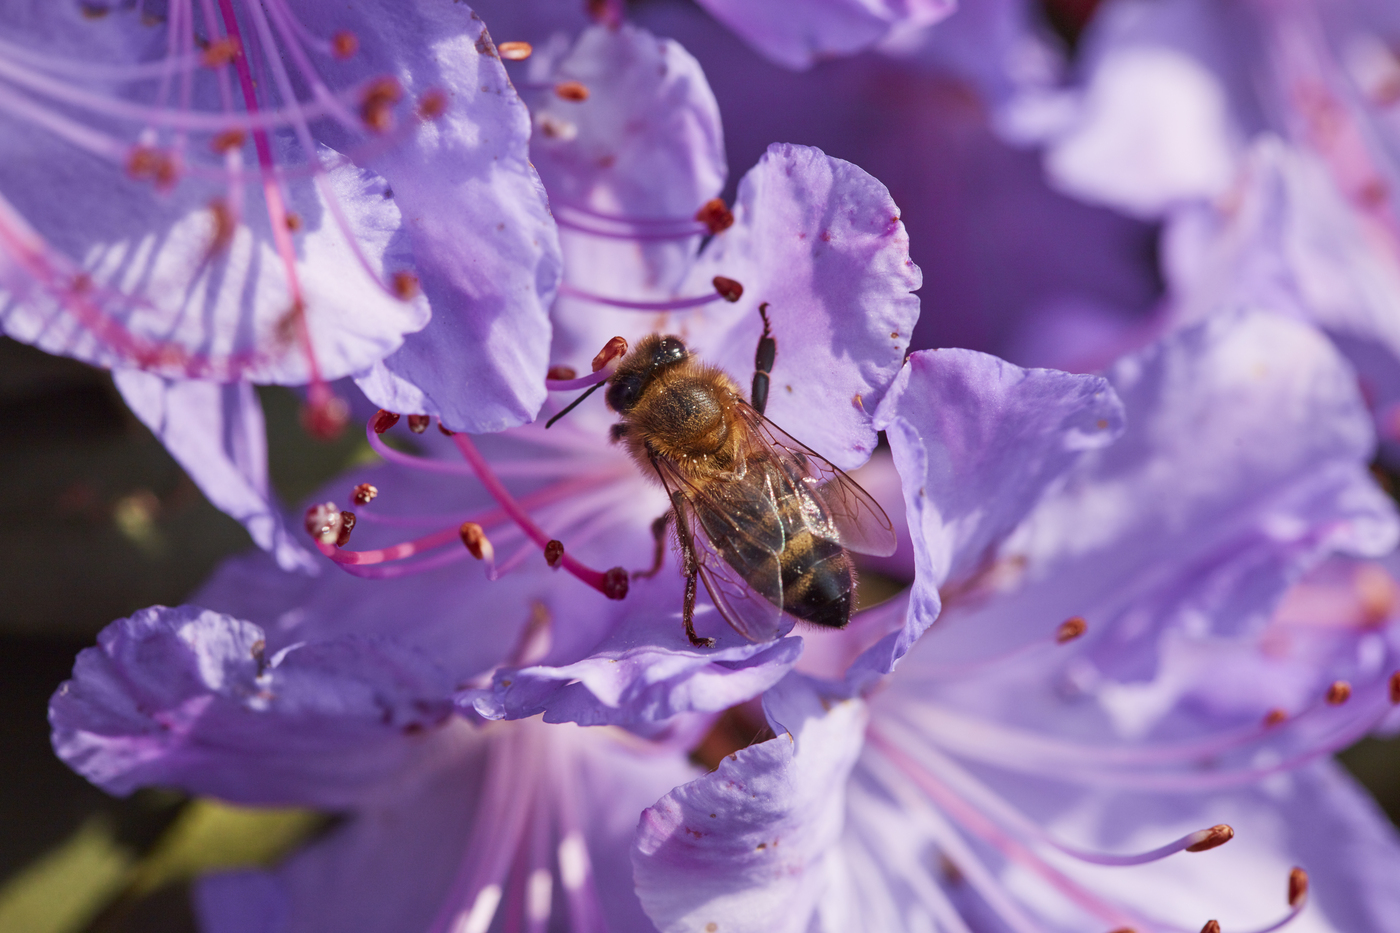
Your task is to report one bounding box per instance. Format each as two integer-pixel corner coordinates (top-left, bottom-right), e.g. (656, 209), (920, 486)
(50, 603), (697, 933)
(0, 0), (561, 567)
(633, 310), (1400, 933)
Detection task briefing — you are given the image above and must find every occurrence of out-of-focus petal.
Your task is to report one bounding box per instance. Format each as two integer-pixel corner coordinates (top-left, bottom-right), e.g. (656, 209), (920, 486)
(345, 0), (562, 433)
(50, 604), (455, 807)
(693, 0), (954, 71)
(633, 674), (867, 933)
(111, 370), (314, 573)
(534, 23), (725, 305)
(931, 310), (1398, 678)
(196, 871), (287, 933)
(200, 719), (695, 933)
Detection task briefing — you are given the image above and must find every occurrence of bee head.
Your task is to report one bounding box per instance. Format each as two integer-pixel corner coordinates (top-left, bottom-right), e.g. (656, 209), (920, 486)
(607, 334), (687, 413)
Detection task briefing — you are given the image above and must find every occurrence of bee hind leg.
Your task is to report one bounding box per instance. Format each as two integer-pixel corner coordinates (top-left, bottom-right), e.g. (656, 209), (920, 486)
(751, 302), (776, 416)
(670, 492), (714, 648)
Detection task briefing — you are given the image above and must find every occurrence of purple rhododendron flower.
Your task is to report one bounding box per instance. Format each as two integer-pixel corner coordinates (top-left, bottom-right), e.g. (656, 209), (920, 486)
(633, 310), (1400, 933)
(0, 0), (561, 567)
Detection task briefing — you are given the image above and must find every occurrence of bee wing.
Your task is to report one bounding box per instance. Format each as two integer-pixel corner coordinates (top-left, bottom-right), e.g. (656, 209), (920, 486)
(734, 402), (899, 558)
(650, 456), (788, 643)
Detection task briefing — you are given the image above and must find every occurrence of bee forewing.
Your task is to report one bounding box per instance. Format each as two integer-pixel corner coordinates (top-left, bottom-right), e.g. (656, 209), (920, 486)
(740, 405), (898, 558)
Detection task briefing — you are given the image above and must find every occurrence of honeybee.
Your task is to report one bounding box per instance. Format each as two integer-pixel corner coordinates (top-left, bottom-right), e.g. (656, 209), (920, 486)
(601, 306), (897, 648)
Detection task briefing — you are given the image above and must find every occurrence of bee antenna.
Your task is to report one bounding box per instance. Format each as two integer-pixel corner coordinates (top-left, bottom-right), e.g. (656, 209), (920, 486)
(545, 381), (606, 429)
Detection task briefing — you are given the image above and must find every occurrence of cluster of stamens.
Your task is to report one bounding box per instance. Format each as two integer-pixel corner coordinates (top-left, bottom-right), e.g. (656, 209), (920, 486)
(306, 337), (638, 599)
(0, 0), (450, 436)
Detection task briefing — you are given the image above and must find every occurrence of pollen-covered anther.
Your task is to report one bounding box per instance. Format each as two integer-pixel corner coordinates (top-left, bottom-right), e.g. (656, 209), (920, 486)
(1184, 824), (1234, 852)
(210, 129), (246, 154)
(592, 336), (629, 372)
(407, 414), (431, 434)
(126, 146), (178, 189)
(1288, 867), (1309, 908)
(416, 89), (448, 121)
(302, 395), (350, 440)
(1264, 707), (1288, 727)
(336, 510), (357, 547)
(305, 502), (342, 545)
(554, 81), (590, 102)
(331, 30), (359, 59)
(695, 198), (734, 234)
(545, 539), (565, 568)
(352, 483), (378, 506)
(603, 566), (629, 600)
(1326, 680), (1352, 705)
(498, 41), (533, 60)
(1200, 922), (1221, 933)
(548, 365), (578, 381)
(459, 522), (494, 561)
(1055, 616), (1087, 643)
(1390, 671), (1400, 704)
(712, 276), (744, 302)
(370, 409), (400, 434)
(392, 271), (420, 300)
(360, 77), (404, 133)
(201, 37), (241, 68)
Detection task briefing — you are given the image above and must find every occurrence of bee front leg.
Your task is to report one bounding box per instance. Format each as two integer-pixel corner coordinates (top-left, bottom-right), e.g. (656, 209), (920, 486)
(751, 302), (776, 416)
(631, 512), (672, 580)
(670, 491), (714, 649)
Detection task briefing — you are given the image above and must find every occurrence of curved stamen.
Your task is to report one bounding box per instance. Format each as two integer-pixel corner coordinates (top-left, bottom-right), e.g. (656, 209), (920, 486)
(903, 617), (1088, 682)
(452, 433), (629, 600)
(555, 213), (710, 241)
(873, 722), (1233, 868)
(558, 283), (726, 312)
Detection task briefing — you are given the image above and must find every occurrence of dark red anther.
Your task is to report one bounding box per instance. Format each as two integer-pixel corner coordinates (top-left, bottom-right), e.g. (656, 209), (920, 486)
(498, 41), (532, 60)
(417, 89), (448, 121)
(210, 129), (246, 154)
(336, 510), (357, 547)
(592, 336), (628, 372)
(1200, 923), (1220, 933)
(1389, 670), (1400, 704)
(127, 146), (178, 189)
(392, 271), (420, 300)
(371, 409), (400, 434)
(1288, 867), (1309, 907)
(1055, 616), (1087, 643)
(305, 502), (342, 545)
(603, 566), (630, 600)
(438, 423), (455, 436)
(554, 81), (589, 102)
(1264, 708), (1288, 727)
(547, 365), (578, 381)
(302, 396), (350, 440)
(459, 522), (493, 561)
(544, 539), (564, 568)
(201, 36), (240, 68)
(1326, 680), (1352, 705)
(695, 198), (734, 234)
(407, 414), (431, 434)
(285, 212), (303, 232)
(712, 276), (743, 302)
(331, 30), (359, 59)
(352, 483), (378, 506)
(1184, 824), (1233, 852)
(361, 77), (404, 133)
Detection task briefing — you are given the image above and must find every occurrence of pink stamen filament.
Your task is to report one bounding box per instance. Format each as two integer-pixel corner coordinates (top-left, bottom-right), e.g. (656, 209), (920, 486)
(555, 213), (708, 241)
(874, 720), (1231, 868)
(865, 738), (1144, 930)
(452, 433), (626, 599)
(545, 359), (620, 392)
(558, 282), (726, 312)
(555, 200), (712, 229)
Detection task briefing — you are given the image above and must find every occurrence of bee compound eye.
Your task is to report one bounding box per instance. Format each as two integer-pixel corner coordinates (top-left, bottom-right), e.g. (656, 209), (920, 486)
(656, 337), (687, 366)
(607, 374), (644, 412)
